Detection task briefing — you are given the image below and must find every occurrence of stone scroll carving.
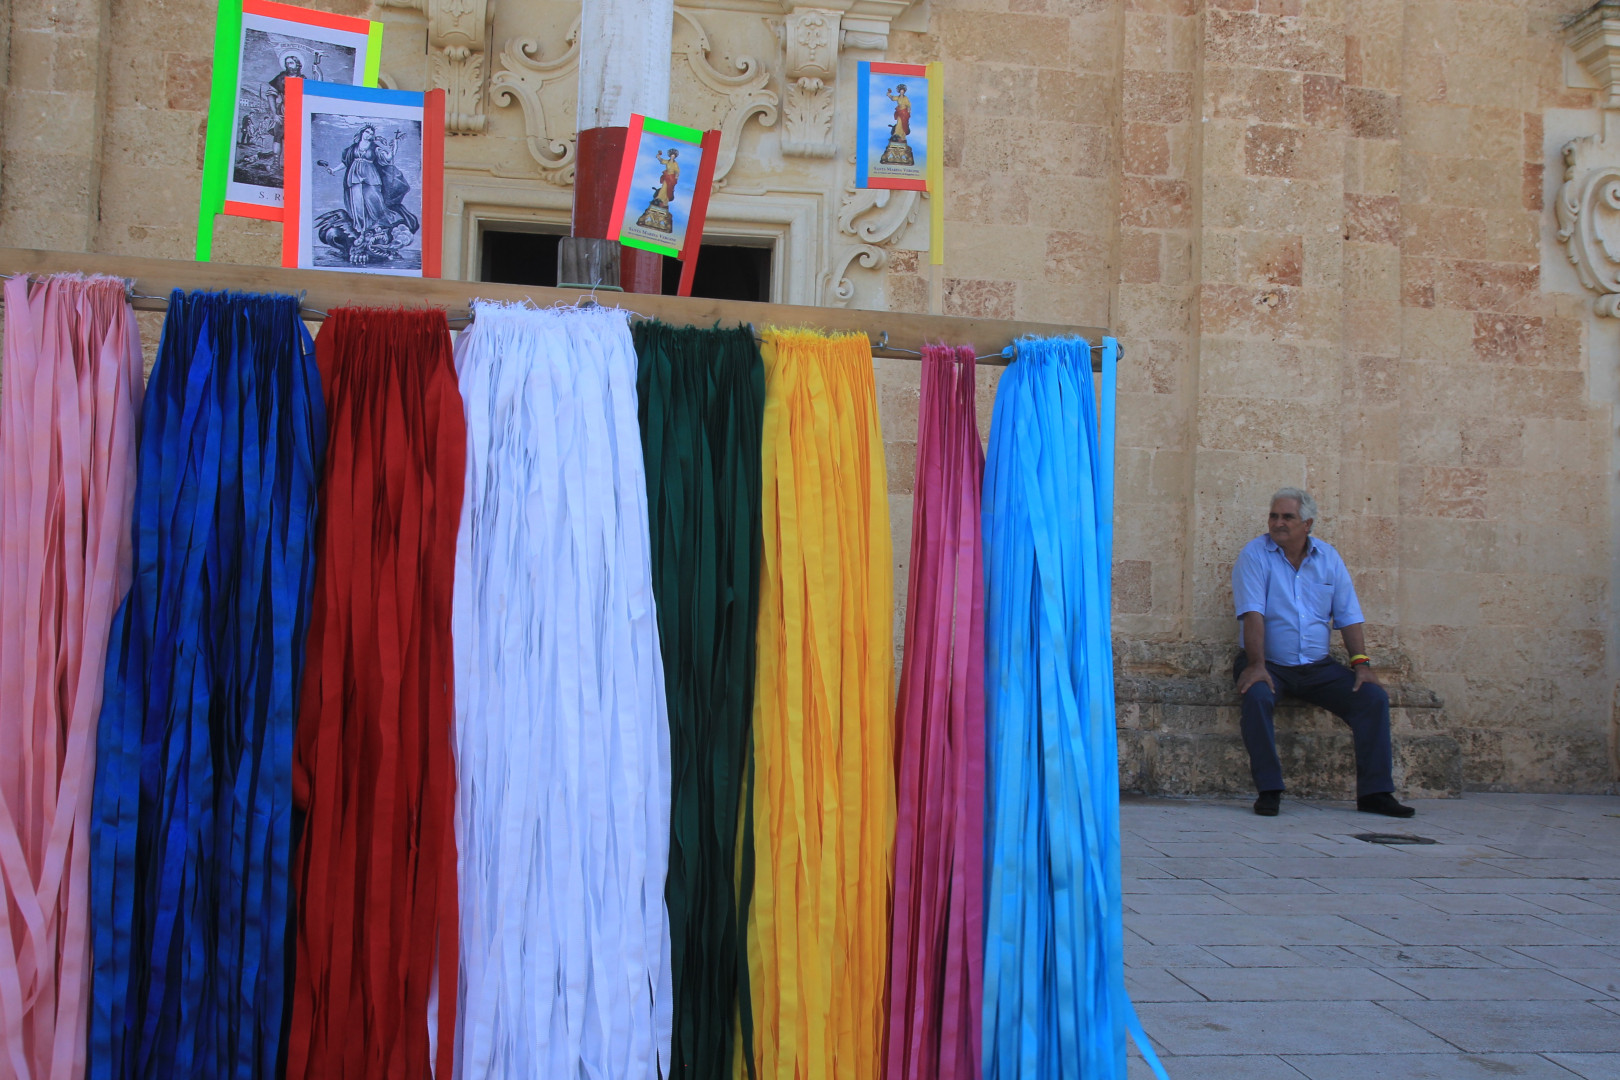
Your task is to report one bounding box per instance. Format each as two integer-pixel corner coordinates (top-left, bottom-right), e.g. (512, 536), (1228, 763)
(672, 7), (778, 186)
(490, 17), (581, 183)
(826, 181), (923, 306)
(1557, 135), (1620, 317)
(776, 8), (839, 158)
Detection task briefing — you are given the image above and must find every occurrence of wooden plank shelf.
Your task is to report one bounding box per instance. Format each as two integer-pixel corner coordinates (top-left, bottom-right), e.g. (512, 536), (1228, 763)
(0, 247), (1114, 369)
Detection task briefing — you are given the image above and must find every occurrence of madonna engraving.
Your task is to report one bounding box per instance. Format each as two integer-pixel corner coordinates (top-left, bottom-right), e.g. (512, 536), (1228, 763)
(309, 113), (423, 270)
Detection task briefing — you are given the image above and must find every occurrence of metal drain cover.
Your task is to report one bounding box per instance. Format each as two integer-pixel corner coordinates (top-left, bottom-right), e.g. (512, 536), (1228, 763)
(1354, 833), (1437, 845)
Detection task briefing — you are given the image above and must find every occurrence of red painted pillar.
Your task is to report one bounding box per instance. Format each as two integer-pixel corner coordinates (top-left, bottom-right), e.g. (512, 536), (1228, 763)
(574, 127), (663, 295)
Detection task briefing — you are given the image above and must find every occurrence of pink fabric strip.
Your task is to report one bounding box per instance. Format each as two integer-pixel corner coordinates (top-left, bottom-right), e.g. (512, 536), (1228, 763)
(886, 344), (987, 1080)
(0, 274), (143, 1080)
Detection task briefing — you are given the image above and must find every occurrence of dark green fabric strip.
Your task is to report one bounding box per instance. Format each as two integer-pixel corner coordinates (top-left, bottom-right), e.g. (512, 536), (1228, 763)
(633, 320), (764, 1080)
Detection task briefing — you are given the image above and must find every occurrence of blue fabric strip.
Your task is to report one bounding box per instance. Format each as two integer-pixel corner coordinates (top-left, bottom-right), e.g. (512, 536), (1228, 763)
(89, 290), (325, 1080)
(982, 335), (1168, 1080)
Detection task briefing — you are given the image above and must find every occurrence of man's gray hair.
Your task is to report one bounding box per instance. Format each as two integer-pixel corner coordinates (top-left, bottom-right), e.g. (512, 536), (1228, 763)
(1272, 487), (1317, 521)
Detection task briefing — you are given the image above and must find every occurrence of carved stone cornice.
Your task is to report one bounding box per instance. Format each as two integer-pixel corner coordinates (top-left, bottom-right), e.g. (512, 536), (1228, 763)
(1568, 2), (1620, 109)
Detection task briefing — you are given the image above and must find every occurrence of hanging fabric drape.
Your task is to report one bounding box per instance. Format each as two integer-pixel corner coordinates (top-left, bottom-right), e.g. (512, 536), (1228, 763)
(0, 275), (143, 1080)
(633, 321), (764, 1080)
(886, 344), (985, 1080)
(982, 336), (1163, 1080)
(287, 308), (464, 1080)
(739, 328), (894, 1080)
(452, 303), (672, 1080)
(88, 290), (325, 1080)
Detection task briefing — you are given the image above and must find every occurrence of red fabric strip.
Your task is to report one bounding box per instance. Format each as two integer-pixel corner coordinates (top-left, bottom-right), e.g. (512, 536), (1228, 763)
(289, 307), (464, 1080)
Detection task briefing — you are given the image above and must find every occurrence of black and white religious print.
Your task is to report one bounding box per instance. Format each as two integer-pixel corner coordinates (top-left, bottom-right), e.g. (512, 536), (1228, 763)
(226, 9), (369, 212)
(303, 106), (424, 273)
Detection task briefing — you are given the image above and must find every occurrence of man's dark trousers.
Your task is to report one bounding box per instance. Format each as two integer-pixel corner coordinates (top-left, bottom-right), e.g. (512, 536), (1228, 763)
(1231, 654), (1395, 796)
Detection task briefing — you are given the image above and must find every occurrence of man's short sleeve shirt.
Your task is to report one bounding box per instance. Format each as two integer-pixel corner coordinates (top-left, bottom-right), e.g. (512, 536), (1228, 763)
(1231, 534), (1364, 666)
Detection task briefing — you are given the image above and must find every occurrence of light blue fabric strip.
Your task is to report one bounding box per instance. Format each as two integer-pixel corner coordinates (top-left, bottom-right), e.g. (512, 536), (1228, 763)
(983, 334), (1168, 1080)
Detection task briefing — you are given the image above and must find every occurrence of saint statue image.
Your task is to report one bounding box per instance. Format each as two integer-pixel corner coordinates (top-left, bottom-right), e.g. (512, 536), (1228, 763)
(880, 83), (915, 167)
(314, 125), (421, 266)
(637, 147), (680, 234)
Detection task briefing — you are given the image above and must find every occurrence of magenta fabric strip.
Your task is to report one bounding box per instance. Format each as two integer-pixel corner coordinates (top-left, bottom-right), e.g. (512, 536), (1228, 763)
(0, 274), (144, 1080)
(886, 344), (987, 1080)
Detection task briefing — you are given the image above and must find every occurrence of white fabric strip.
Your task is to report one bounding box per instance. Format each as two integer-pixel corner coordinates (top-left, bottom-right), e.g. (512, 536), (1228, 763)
(452, 303), (672, 1080)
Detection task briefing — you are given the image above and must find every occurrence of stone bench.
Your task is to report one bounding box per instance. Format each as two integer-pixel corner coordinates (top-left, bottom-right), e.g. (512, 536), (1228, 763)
(1113, 642), (1462, 799)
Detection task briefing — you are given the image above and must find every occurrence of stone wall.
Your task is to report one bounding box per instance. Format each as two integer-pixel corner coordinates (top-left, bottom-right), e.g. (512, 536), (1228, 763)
(881, 0), (1618, 794)
(0, 0), (1615, 793)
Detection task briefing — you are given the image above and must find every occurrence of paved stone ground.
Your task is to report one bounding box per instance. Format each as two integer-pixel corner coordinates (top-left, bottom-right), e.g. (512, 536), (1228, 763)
(1122, 792), (1620, 1079)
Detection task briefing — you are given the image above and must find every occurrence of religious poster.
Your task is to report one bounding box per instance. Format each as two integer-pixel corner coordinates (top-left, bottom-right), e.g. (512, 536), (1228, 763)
(606, 115), (721, 273)
(856, 62), (934, 191)
(197, 0), (381, 260)
(281, 81), (445, 277)
(857, 60), (945, 265)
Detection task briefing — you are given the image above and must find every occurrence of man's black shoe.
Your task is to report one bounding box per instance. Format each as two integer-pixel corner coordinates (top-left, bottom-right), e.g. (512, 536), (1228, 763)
(1254, 790), (1281, 816)
(1357, 792), (1415, 818)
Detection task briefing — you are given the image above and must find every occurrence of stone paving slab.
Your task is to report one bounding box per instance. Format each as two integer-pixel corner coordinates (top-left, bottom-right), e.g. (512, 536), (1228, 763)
(1134, 1000), (1456, 1055)
(1342, 912), (1605, 946)
(1545, 1055), (1620, 1080)
(1131, 913), (1403, 947)
(1280, 1053), (1594, 1080)
(1375, 966), (1601, 999)
(1380, 1001), (1620, 1054)
(1170, 965), (1420, 1001)
(1123, 792), (1620, 1077)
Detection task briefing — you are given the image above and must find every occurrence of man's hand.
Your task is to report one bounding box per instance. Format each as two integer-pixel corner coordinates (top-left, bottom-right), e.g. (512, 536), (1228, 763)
(1236, 662), (1275, 696)
(1352, 664), (1380, 693)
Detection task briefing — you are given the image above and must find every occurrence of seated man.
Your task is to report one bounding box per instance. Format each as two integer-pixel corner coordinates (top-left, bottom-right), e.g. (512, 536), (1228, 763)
(1231, 488), (1414, 818)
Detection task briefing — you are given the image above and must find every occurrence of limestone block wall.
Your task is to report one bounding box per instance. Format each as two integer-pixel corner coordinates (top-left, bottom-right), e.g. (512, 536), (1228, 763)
(0, 0), (1615, 793)
(882, 0), (1617, 794)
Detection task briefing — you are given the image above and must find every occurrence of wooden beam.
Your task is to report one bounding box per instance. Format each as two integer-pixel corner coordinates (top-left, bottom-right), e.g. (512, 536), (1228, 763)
(0, 247), (1114, 368)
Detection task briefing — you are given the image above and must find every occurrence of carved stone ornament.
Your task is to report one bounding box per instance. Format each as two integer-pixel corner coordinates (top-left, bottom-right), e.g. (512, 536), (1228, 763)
(776, 8), (840, 158)
(827, 181), (922, 306)
(1561, 3), (1620, 314)
(429, 0), (492, 133)
(673, 7), (778, 186)
(490, 17), (581, 182)
(1557, 135), (1620, 316)
(783, 7), (838, 80)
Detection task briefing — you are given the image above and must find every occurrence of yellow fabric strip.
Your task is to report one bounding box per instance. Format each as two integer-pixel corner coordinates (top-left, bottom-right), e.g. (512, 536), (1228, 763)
(740, 328), (895, 1080)
(927, 61), (945, 266)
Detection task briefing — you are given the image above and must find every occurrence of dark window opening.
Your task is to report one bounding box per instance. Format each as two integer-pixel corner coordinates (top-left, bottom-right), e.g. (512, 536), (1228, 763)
(480, 227), (773, 303)
(480, 228), (563, 287)
(662, 243), (772, 303)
